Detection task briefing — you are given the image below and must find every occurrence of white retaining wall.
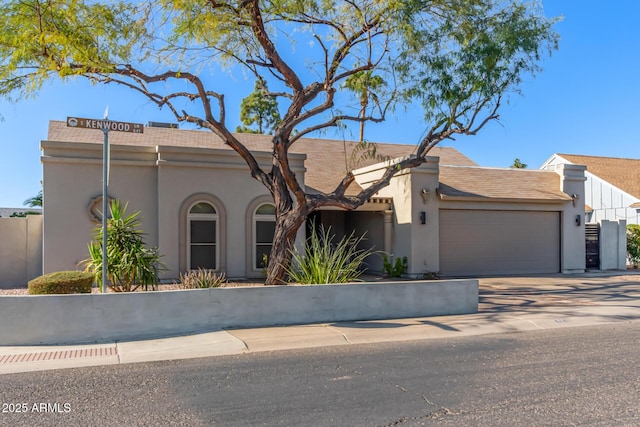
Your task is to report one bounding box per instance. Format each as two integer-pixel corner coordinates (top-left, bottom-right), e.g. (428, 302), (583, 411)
(0, 280), (478, 345)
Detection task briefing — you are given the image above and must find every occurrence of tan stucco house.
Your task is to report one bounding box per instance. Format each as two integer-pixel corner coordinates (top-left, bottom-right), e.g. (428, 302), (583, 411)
(41, 121), (587, 279)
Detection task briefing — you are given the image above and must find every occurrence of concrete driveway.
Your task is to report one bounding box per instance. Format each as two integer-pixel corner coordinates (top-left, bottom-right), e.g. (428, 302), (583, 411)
(477, 270), (640, 330)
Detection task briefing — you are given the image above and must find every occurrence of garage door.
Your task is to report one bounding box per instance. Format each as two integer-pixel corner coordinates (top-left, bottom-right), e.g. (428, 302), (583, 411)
(439, 210), (560, 276)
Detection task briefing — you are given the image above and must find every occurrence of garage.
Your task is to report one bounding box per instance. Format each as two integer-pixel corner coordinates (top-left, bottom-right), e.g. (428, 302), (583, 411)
(439, 209), (561, 276)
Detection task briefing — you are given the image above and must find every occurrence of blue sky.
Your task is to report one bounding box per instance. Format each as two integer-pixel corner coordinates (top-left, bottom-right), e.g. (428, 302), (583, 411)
(1, 1), (639, 207)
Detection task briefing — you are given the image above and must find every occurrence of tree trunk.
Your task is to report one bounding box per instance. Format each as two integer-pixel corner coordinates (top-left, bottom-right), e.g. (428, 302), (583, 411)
(358, 102), (366, 142)
(265, 212), (305, 285)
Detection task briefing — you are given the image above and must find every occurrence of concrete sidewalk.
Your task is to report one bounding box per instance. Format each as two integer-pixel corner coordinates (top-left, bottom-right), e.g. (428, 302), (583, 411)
(2, 271), (639, 375)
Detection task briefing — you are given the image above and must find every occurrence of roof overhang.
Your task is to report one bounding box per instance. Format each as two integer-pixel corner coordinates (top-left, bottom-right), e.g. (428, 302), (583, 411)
(438, 194), (571, 204)
(317, 197), (393, 211)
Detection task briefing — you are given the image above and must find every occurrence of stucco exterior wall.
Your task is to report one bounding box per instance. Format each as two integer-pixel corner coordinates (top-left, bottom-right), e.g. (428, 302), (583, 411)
(42, 139), (588, 281)
(353, 156), (441, 276)
(42, 142), (158, 274)
(557, 163), (588, 273)
(42, 140), (306, 281)
(356, 156), (586, 276)
(396, 161), (441, 276)
(157, 147), (274, 278)
(0, 215), (42, 288)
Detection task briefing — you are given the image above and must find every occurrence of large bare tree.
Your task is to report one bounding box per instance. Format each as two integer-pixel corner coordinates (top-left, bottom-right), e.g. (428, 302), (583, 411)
(0, 0), (559, 284)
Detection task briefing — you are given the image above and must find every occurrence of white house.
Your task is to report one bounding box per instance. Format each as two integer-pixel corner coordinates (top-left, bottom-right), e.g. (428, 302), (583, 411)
(541, 153), (631, 270)
(40, 121), (587, 280)
(541, 153), (640, 224)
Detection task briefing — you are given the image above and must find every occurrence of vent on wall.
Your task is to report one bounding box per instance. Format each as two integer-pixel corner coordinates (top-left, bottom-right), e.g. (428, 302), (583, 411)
(146, 121), (178, 129)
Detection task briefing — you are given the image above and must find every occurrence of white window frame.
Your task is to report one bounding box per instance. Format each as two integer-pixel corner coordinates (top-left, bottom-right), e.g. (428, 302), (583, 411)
(252, 204), (276, 270)
(187, 202), (219, 271)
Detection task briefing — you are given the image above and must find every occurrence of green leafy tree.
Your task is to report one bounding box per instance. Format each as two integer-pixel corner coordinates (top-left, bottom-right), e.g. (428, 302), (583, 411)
(510, 158), (528, 169)
(83, 200), (163, 292)
(236, 79), (281, 134)
(0, 0), (559, 284)
(627, 224), (640, 268)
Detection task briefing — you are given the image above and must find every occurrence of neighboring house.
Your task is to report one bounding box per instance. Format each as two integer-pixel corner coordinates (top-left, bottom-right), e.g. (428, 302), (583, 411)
(541, 154), (640, 224)
(41, 120), (586, 279)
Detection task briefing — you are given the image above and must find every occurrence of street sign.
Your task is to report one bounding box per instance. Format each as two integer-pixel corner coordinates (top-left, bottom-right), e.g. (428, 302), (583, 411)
(66, 113), (144, 293)
(66, 116), (144, 133)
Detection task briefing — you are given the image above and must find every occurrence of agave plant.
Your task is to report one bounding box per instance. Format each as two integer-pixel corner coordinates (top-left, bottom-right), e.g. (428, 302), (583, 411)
(84, 200), (163, 292)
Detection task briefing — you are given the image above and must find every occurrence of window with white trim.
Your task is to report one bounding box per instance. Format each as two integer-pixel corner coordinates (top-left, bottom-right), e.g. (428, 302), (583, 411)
(253, 203), (276, 269)
(188, 202), (218, 270)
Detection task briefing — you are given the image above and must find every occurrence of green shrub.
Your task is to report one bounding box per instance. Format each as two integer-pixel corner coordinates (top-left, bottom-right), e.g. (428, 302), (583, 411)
(627, 224), (640, 268)
(381, 253), (407, 278)
(83, 199), (164, 292)
(28, 271), (93, 295)
(287, 224), (373, 284)
(179, 269), (227, 289)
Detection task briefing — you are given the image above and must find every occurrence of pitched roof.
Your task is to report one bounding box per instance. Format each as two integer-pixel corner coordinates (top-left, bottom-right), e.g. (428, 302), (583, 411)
(557, 153), (640, 199)
(47, 121), (477, 195)
(438, 166), (571, 202)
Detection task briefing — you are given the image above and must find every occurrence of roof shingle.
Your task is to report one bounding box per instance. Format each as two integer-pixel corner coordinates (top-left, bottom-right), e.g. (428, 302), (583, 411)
(557, 153), (640, 199)
(47, 120), (477, 195)
(438, 166), (570, 201)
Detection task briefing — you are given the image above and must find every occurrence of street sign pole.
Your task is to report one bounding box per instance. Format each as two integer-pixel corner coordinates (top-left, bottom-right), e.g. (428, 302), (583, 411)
(66, 115), (143, 293)
(101, 125), (109, 294)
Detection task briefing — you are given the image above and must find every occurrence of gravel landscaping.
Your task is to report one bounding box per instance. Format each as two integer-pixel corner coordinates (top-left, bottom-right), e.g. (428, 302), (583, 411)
(0, 280), (266, 295)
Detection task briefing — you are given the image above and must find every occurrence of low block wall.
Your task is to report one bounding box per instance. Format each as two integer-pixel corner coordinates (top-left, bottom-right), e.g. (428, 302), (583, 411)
(0, 280), (478, 345)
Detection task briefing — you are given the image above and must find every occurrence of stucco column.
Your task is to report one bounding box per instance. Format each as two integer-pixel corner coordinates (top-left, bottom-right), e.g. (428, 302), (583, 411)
(556, 163), (587, 273)
(383, 210), (393, 255)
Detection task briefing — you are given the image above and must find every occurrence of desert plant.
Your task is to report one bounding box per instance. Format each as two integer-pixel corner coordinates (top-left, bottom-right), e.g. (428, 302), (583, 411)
(83, 200), (163, 292)
(28, 271), (93, 295)
(627, 224), (640, 268)
(261, 253), (269, 277)
(287, 224), (373, 284)
(422, 271), (441, 280)
(179, 268), (227, 289)
(381, 254), (408, 278)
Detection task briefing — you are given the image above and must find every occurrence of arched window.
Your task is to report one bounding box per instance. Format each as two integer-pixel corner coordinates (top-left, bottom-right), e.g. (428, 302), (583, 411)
(253, 203), (276, 270)
(188, 202), (219, 270)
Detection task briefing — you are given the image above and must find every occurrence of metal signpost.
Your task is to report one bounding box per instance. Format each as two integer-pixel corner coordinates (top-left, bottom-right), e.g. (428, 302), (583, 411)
(66, 115), (143, 293)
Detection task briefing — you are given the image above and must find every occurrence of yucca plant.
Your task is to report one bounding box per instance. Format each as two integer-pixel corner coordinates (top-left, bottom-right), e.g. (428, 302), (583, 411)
(84, 200), (163, 292)
(286, 223), (373, 284)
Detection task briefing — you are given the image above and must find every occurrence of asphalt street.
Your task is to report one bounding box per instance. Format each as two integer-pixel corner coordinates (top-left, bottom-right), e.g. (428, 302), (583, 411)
(1, 321), (639, 426)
